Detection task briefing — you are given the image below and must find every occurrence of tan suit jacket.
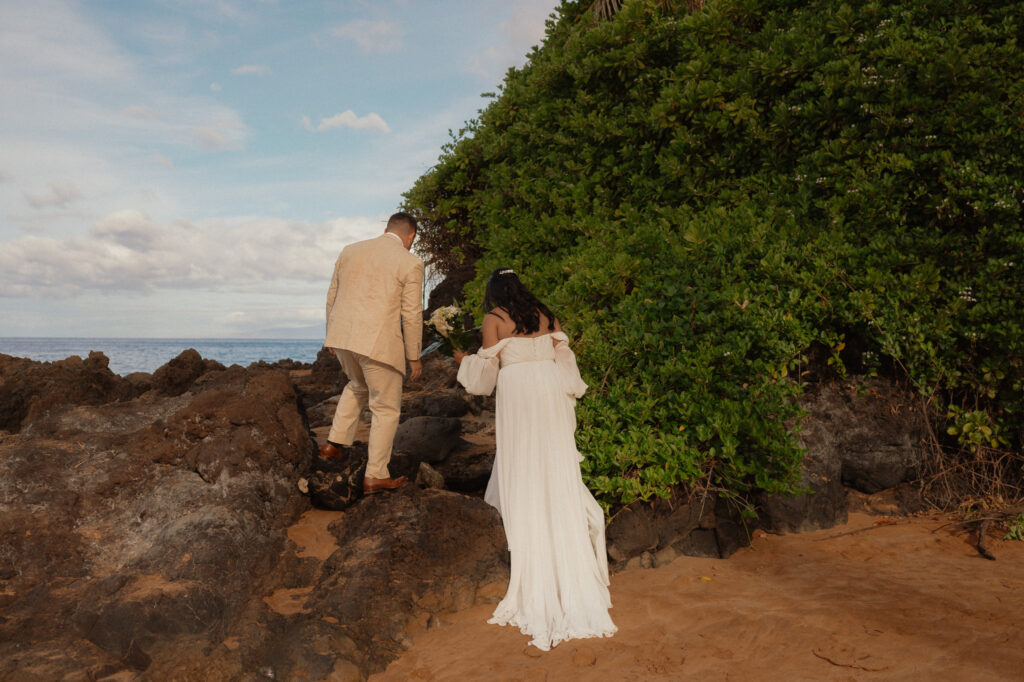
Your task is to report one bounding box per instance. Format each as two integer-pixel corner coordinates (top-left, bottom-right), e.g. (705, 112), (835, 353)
(325, 234), (424, 374)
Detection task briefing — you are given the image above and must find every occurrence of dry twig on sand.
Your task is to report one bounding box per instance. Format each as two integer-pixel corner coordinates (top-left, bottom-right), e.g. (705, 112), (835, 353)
(811, 649), (889, 672)
(812, 519), (900, 542)
(932, 506), (1024, 561)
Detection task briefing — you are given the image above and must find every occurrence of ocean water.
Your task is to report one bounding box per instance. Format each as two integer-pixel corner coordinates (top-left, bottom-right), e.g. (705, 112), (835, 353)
(0, 338), (325, 376)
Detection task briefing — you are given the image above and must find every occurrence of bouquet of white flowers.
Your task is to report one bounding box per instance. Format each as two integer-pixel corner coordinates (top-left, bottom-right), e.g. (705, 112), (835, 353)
(426, 303), (473, 355)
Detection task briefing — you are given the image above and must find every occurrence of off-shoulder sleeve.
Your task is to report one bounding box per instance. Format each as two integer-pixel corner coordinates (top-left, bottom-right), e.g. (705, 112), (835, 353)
(551, 332), (588, 399)
(457, 352), (499, 395)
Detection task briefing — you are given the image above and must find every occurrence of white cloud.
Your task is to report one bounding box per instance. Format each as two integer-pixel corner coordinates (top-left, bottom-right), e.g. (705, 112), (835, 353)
(0, 210), (384, 297)
(0, 0), (131, 84)
(467, 1), (552, 80)
(0, 0), (253, 242)
(123, 104), (159, 120)
(187, 104), (249, 150)
(210, 82), (223, 92)
(328, 20), (403, 53)
(303, 111), (390, 134)
(90, 209), (161, 251)
(192, 127), (241, 151)
(231, 64), (270, 76)
(23, 181), (83, 209)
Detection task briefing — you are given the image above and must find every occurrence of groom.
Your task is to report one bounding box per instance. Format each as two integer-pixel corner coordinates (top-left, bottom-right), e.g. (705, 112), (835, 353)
(321, 212), (424, 493)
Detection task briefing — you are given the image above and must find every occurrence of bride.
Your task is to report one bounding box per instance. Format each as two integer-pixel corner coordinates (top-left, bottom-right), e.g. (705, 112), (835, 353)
(453, 267), (616, 651)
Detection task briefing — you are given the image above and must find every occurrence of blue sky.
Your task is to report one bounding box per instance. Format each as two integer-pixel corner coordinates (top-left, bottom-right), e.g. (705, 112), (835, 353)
(0, 0), (560, 338)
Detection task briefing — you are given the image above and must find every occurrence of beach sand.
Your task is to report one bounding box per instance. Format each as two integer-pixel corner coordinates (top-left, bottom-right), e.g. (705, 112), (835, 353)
(370, 513), (1024, 681)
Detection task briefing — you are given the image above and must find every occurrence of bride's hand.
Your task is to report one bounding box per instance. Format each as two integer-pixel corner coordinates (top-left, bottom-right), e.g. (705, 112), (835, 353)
(452, 348), (467, 365)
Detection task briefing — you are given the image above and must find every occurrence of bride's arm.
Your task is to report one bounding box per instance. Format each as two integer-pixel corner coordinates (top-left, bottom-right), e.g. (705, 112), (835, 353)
(551, 325), (588, 399)
(454, 313), (501, 395)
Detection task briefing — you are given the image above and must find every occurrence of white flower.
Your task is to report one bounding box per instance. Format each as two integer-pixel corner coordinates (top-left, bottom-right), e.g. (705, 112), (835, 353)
(428, 305), (462, 338)
(958, 287), (977, 303)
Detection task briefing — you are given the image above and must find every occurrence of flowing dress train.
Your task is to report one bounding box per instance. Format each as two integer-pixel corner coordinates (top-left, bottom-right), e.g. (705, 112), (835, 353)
(457, 332), (616, 651)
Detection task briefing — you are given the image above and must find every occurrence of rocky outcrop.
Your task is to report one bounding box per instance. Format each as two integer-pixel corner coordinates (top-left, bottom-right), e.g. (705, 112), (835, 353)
(393, 416), (465, 463)
(151, 348), (226, 396)
(296, 487), (507, 674)
(425, 263), (476, 316)
(757, 378), (926, 534)
(294, 347), (348, 411)
(0, 360), (311, 679)
(0, 351), (135, 431)
(605, 493), (750, 570)
(0, 351), (509, 681)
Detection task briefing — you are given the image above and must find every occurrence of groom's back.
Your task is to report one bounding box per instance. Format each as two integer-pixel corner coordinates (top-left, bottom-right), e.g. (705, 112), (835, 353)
(325, 234), (423, 371)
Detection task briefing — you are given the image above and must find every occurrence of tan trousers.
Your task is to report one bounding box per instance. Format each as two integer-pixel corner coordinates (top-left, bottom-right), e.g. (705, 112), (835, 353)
(328, 349), (404, 480)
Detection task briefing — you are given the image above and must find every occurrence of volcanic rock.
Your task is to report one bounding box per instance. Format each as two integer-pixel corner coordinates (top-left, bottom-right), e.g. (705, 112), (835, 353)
(393, 416), (464, 463)
(0, 350), (134, 432)
(402, 393), (471, 421)
(432, 444), (495, 494)
(606, 493), (727, 566)
(416, 461), (446, 489)
(816, 379), (925, 494)
(1, 350), (514, 680)
(0, 363), (311, 679)
(300, 486), (508, 674)
(425, 263), (475, 316)
(150, 348), (226, 396)
(296, 347), (348, 409)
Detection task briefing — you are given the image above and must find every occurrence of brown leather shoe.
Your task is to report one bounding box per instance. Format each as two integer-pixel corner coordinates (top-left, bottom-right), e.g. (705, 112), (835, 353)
(362, 475), (408, 494)
(319, 442), (344, 461)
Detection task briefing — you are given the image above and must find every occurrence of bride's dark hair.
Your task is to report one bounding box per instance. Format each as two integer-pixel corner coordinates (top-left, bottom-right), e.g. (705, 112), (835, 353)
(483, 268), (557, 335)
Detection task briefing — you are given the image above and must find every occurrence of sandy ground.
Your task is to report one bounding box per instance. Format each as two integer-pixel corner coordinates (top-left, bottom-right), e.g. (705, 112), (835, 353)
(368, 513), (1024, 681)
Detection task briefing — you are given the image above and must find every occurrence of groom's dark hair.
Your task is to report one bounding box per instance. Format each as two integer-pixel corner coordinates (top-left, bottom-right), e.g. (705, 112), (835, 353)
(386, 212), (417, 236)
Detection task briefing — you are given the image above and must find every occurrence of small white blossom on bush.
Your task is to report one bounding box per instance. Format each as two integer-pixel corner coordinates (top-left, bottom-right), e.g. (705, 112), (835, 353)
(958, 287), (977, 303)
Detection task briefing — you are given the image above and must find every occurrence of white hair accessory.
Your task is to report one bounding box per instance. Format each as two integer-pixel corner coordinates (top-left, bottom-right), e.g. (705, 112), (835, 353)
(498, 268), (515, 275)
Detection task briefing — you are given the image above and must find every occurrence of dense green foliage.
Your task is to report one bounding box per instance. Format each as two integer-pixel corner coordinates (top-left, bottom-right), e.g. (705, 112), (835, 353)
(405, 0), (1024, 508)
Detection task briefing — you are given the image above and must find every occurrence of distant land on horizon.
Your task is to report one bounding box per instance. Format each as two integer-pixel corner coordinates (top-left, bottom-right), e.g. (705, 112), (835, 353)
(0, 326), (324, 342)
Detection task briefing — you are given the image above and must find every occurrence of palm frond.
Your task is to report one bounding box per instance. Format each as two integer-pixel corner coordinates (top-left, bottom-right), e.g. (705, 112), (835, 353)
(591, 0), (625, 21)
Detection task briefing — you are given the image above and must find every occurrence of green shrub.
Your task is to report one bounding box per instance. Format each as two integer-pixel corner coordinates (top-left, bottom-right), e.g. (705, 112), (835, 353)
(404, 0), (1024, 510)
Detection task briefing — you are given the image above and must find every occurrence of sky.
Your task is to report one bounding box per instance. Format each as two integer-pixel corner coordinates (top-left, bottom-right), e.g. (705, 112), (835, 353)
(0, 0), (560, 338)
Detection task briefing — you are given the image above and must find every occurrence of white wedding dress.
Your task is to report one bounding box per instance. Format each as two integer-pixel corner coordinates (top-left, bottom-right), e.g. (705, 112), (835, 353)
(457, 331), (617, 650)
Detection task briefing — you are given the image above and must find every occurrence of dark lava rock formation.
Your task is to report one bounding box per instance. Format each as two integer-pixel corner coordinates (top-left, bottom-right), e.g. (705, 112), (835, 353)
(0, 350), (508, 681)
(0, 351), (135, 432)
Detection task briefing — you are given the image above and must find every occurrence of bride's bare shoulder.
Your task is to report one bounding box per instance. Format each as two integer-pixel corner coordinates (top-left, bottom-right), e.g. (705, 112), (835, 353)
(481, 309), (508, 347)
